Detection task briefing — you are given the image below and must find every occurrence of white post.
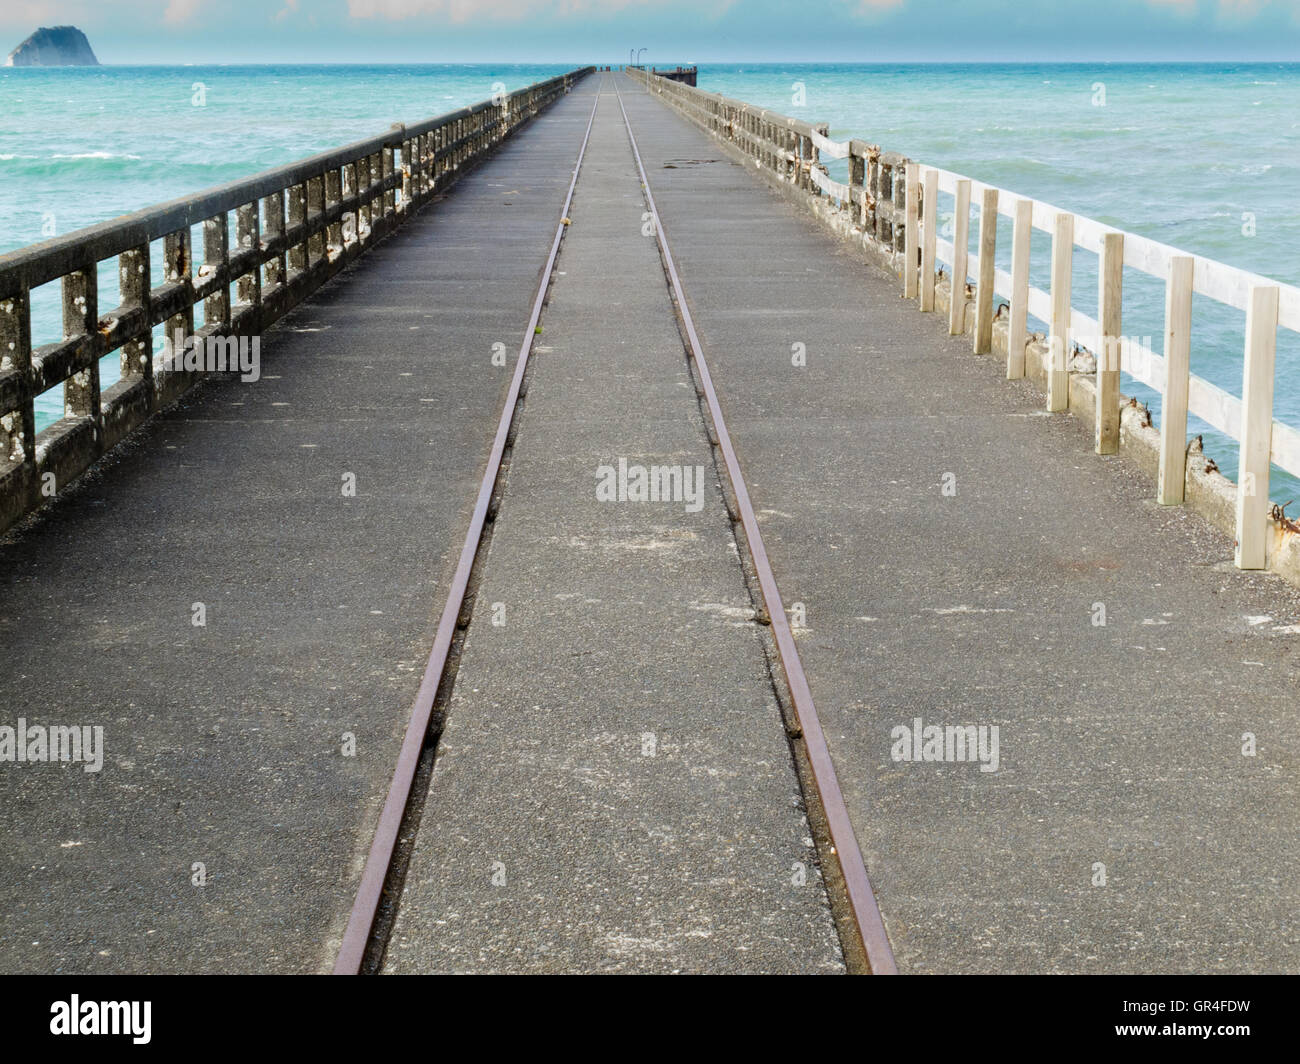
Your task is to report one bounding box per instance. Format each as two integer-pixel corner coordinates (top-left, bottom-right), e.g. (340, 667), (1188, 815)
(973, 187), (998, 354)
(1157, 255), (1194, 504)
(903, 162), (919, 300)
(1096, 232), (1124, 455)
(1235, 284), (1280, 569)
(920, 168), (937, 312)
(949, 179), (970, 335)
(1047, 212), (1074, 412)
(1007, 198), (1031, 379)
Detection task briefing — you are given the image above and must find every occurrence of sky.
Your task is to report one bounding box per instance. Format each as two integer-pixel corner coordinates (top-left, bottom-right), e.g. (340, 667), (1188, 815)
(3, 0), (1300, 64)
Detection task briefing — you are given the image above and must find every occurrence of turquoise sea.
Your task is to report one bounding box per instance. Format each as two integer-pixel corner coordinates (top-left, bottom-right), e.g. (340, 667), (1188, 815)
(3, 63), (1298, 500)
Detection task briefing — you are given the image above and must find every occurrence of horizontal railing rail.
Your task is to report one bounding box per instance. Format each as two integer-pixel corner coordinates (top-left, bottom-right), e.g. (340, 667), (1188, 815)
(0, 68), (593, 535)
(629, 66), (1300, 574)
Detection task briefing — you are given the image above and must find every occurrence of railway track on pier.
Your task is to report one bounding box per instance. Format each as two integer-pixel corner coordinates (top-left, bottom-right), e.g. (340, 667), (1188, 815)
(333, 71), (896, 976)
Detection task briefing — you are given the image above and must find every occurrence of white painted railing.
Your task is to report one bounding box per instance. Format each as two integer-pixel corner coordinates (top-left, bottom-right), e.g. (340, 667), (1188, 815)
(912, 163), (1299, 569)
(633, 66), (1300, 571)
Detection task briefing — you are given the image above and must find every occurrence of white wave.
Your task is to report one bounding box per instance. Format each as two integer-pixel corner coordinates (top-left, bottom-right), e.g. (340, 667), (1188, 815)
(50, 151), (142, 160)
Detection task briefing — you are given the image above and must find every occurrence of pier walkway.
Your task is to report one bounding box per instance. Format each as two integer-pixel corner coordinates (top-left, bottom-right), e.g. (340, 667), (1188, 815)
(2, 70), (1298, 974)
(381, 79), (842, 974)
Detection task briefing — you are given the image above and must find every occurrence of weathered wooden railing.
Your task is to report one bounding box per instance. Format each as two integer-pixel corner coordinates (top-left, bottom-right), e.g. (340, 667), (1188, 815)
(630, 67), (1300, 578)
(0, 68), (592, 535)
(625, 68), (909, 261)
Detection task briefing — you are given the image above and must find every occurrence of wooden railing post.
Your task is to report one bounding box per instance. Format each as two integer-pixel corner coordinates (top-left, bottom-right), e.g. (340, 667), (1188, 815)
(893, 158), (909, 256)
(163, 227), (193, 377)
(367, 150), (381, 234)
(0, 288), (34, 496)
(417, 132), (430, 198)
(854, 144), (869, 229)
(949, 179), (970, 335)
(1157, 255), (1194, 503)
(1007, 198), (1032, 379)
(262, 193), (285, 297)
(118, 245), (151, 396)
(306, 175), (325, 266)
(355, 156), (370, 245)
(1047, 212), (1074, 411)
(398, 137), (412, 214)
(849, 146), (866, 231)
(235, 202), (260, 313)
(355, 155), (369, 243)
(62, 266), (99, 425)
(287, 183), (307, 279)
(333, 164), (349, 255)
(920, 168), (937, 312)
(384, 133), (397, 221)
(868, 156), (882, 243)
(1096, 232), (1124, 454)
(203, 213), (230, 331)
(1235, 284), (1280, 569)
(973, 187), (998, 353)
(338, 161), (353, 251)
(903, 163), (919, 299)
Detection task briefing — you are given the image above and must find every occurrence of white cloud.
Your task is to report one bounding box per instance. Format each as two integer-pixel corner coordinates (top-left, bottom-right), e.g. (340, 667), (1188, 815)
(346, 0), (729, 21)
(0, 1), (80, 30)
(845, 0), (1300, 22)
(163, 0), (202, 25)
(1147, 0), (1300, 14)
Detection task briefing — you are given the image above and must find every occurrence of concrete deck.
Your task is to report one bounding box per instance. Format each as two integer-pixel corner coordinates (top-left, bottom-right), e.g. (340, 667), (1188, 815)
(615, 79), (1300, 973)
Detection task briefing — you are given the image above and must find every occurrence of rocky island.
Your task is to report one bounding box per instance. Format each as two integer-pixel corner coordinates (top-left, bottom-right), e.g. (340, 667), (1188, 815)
(5, 26), (99, 67)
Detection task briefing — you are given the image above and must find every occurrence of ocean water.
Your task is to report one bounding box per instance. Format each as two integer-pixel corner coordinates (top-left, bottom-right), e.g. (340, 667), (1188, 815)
(3, 62), (1298, 501)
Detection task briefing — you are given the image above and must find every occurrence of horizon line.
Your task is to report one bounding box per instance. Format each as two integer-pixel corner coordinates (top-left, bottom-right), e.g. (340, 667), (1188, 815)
(8, 57), (1300, 68)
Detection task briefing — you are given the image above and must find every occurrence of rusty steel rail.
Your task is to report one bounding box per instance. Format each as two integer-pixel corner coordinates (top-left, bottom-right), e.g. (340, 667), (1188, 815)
(611, 79), (897, 974)
(0, 68), (593, 536)
(332, 85), (602, 975)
